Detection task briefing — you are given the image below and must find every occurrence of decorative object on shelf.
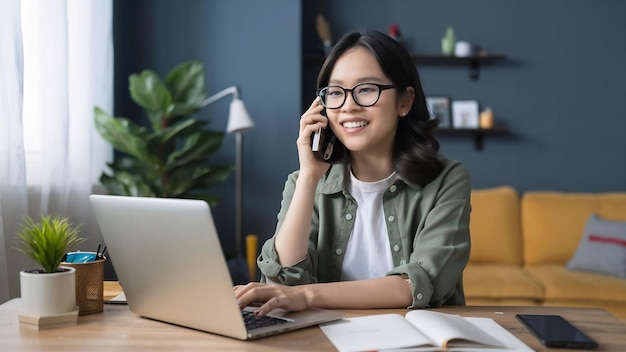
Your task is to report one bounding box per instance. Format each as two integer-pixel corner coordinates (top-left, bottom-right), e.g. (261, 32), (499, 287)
(94, 61), (234, 207)
(426, 96), (452, 128)
(316, 14), (333, 55)
(452, 100), (480, 128)
(441, 27), (455, 56)
(14, 214), (85, 329)
(475, 45), (489, 57)
(479, 107), (494, 129)
(454, 41), (472, 57)
(389, 23), (401, 42)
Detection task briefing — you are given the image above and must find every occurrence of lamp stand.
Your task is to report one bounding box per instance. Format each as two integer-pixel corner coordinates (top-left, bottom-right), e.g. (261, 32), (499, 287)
(235, 132), (243, 255)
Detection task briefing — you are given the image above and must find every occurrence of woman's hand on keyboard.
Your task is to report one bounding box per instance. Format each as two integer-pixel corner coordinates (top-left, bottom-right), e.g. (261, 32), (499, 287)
(234, 282), (310, 316)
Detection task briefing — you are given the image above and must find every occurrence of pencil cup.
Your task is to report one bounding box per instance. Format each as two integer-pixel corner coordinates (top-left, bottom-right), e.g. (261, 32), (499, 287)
(61, 257), (106, 315)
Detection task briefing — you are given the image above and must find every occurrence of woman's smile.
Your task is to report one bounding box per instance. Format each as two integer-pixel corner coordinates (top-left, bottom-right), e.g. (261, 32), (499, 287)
(341, 120), (369, 129)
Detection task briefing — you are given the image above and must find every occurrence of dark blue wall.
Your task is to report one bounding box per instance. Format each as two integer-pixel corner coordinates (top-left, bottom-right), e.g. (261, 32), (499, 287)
(113, 0), (626, 258)
(314, 0), (626, 196)
(113, 0), (301, 257)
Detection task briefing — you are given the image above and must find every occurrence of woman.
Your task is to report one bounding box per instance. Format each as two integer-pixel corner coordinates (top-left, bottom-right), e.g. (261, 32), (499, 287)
(235, 30), (471, 316)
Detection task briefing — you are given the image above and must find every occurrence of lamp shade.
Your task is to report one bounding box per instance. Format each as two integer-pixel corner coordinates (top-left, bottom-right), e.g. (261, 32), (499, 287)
(227, 98), (254, 134)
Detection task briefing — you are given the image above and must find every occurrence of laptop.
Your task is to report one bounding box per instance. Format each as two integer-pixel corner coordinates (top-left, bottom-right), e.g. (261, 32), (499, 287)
(89, 194), (344, 340)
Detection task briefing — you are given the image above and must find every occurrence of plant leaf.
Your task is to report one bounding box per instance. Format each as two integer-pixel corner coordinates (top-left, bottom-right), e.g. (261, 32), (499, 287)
(146, 111), (165, 132)
(100, 168), (156, 197)
(129, 70), (173, 115)
(166, 164), (233, 197)
(155, 119), (208, 146)
(191, 165), (234, 190)
(165, 131), (225, 171)
(13, 215), (85, 273)
(165, 61), (206, 116)
(94, 107), (155, 165)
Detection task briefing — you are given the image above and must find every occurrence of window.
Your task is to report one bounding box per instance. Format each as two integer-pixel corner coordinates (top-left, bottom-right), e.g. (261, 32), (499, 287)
(21, 0), (43, 185)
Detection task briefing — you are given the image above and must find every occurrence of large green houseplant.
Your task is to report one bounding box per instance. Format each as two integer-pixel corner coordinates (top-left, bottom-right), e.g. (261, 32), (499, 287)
(14, 214), (85, 319)
(94, 61), (233, 205)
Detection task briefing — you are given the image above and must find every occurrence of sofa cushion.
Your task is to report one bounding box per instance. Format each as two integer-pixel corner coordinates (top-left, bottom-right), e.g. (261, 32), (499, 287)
(521, 192), (626, 265)
(469, 186), (522, 265)
(463, 264), (543, 302)
(526, 265), (626, 303)
(566, 214), (626, 278)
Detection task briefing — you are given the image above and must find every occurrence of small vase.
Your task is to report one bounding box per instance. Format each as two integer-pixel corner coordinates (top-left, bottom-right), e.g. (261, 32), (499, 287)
(441, 27), (455, 56)
(20, 267), (76, 316)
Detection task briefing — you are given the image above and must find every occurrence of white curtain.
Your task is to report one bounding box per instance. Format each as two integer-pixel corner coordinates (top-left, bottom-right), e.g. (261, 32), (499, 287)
(0, 0), (113, 303)
(0, 0), (28, 304)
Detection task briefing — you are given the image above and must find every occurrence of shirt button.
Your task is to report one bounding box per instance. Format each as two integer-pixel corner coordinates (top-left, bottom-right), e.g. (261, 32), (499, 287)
(390, 185), (397, 193)
(387, 215), (395, 222)
(393, 244), (400, 252)
(416, 293), (424, 300)
(345, 213), (353, 221)
(335, 248), (343, 255)
(418, 261), (423, 265)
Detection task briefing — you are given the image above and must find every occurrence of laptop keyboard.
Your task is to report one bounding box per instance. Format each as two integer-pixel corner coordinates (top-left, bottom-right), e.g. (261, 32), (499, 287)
(242, 310), (291, 330)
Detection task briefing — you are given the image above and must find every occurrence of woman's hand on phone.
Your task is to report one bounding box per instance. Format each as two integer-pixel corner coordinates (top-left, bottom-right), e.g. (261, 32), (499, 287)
(297, 98), (331, 179)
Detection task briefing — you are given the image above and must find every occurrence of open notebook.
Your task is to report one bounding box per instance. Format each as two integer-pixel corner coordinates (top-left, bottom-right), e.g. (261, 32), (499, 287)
(90, 194), (344, 340)
(320, 310), (534, 352)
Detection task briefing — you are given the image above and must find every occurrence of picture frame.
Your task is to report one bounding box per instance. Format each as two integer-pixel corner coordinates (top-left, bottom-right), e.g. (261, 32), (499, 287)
(426, 96), (451, 128)
(451, 100), (479, 128)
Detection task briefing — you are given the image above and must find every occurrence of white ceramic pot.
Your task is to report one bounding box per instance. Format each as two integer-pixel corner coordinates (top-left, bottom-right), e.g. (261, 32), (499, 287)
(455, 41), (472, 57)
(20, 267), (76, 316)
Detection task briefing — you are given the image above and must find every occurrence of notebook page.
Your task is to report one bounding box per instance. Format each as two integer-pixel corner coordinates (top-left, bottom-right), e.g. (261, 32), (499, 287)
(320, 314), (438, 352)
(405, 310), (504, 348)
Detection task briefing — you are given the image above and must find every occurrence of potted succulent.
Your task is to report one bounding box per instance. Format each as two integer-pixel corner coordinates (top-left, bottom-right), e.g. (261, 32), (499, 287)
(14, 214), (85, 318)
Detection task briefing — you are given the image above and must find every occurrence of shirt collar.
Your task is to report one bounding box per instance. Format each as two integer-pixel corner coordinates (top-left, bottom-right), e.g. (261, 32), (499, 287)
(319, 164), (423, 195)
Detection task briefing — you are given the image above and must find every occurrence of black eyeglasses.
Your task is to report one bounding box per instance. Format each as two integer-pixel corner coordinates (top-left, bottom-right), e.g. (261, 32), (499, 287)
(316, 83), (395, 109)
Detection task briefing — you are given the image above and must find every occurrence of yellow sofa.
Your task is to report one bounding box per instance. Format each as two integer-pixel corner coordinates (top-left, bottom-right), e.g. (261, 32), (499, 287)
(463, 186), (626, 319)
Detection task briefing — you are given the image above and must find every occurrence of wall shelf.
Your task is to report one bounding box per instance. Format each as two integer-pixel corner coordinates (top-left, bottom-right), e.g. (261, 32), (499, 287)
(411, 54), (507, 80)
(434, 127), (509, 150)
(303, 54), (507, 80)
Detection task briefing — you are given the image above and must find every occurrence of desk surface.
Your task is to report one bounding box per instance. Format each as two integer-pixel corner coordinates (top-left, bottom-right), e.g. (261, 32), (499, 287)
(1, 283), (626, 351)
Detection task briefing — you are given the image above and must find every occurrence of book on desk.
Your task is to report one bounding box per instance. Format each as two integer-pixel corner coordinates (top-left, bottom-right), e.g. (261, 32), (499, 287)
(319, 310), (534, 352)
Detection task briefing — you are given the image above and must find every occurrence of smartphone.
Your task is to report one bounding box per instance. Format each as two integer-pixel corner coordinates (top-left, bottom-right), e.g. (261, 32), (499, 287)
(516, 314), (598, 349)
(310, 108), (337, 162)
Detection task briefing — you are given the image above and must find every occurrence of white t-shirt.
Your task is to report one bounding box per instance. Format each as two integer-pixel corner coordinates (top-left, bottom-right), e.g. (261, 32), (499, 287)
(341, 171), (396, 280)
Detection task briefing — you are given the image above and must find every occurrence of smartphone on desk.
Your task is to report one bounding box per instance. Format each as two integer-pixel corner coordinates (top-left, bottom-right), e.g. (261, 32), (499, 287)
(310, 108), (338, 163)
(516, 314), (598, 349)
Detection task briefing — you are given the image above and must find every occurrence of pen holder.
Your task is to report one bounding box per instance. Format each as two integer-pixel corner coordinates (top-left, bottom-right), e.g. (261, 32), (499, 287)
(61, 257), (106, 315)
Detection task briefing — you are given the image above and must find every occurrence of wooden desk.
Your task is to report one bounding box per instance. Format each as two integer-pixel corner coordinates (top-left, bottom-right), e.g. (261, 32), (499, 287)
(2, 287), (626, 351)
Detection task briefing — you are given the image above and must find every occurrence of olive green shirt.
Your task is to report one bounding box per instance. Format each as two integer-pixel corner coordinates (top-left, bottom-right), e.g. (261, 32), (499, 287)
(257, 158), (471, 309)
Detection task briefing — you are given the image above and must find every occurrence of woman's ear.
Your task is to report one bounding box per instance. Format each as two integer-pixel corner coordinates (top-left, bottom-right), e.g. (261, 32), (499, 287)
(398, 87), (415, 116)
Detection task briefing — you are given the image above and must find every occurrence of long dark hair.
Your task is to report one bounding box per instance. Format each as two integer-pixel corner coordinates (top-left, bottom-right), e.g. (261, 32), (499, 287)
(317, 30), (443, 187)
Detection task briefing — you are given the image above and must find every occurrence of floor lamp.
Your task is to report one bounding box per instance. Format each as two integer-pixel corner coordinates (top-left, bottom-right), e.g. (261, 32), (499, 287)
(201, 86), (255, 280)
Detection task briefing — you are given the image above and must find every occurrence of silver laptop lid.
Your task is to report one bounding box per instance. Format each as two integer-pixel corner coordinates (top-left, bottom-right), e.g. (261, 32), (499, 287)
(89, 194), (344, 340)
(89, 194), (249, 339)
